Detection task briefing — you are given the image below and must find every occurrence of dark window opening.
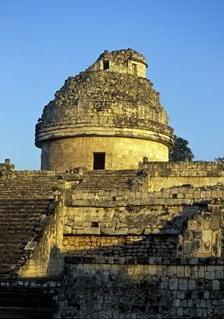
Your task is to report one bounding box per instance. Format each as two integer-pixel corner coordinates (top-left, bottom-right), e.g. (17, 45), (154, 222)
(172, 193), (178, 199)
(103, 60), (110, 70)
(93, 152), (105, 170)
(91, 221), (99, 228)
(132, 63), (137, 75)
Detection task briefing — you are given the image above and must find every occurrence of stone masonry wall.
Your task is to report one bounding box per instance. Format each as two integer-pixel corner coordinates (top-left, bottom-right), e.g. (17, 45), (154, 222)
(56, 174), (224, 319)
(63, 184), (224, 260)
(179, 204), (223, 258)
(62, 235), (178, 259)
(139, 161), (224, 192)
(41, 136), (169, 171)
(57, 258), (224, 319)
(68, 182), (224, 208)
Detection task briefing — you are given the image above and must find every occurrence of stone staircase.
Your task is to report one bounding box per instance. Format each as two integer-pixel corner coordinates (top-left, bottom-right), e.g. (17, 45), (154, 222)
(0, 284), (57, 318)
(0, 171), (63, 279)
(0, 199), (51, 278)
(0, 171), (62, 199)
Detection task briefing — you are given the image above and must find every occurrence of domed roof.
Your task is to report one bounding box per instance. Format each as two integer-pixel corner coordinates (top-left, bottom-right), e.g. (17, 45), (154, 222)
(35, 49), (173, 148)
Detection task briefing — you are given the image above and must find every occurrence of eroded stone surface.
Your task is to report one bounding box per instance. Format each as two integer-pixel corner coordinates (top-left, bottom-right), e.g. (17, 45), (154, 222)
(36, 49), (173, 170)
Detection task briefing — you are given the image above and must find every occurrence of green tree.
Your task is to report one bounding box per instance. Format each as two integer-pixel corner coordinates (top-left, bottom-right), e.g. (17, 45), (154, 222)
(169, 135), (194, 162)
(215, 157), (224, 162)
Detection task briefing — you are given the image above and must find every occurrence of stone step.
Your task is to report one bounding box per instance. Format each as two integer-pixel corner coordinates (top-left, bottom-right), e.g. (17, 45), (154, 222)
(0, 286), (55, 318)
(0, 217), (47, 223)
(0, 173), (61, 201)
(0, 195), (53, 277)
(0, 233), (35, 240)
(0, 200), (51, 205)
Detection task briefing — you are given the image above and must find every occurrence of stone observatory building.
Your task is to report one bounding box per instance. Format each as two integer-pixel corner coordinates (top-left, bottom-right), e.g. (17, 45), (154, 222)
(0, 49), (224, 319)
(35, 49), (173, 170)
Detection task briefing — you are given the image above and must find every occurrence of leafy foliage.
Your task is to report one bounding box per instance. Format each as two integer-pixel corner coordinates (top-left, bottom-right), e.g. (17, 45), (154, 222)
(215, 157), (224, 162)
(169, 135), (194, 162)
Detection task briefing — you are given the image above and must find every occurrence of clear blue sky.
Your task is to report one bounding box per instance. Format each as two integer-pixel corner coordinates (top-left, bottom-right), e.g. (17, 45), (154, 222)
(1, 0), (224, 169)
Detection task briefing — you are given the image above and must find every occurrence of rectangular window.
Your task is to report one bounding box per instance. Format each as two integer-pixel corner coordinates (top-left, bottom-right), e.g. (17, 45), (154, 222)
(103, 60), (110, 70)
(91, 221), (99, 228)
(132, 63), (137, 75)
(93, 152), (105, 170)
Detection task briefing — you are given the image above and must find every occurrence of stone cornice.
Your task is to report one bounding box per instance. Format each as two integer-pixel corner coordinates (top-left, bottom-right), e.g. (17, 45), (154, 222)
(35, 124), (173, 148)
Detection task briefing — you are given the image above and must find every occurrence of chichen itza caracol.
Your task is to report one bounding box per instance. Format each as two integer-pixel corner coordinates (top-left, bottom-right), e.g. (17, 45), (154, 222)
(0, 49), (224, 318)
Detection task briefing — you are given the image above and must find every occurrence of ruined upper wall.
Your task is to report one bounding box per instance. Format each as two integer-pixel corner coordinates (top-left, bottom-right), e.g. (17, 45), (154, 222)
(140, 161), (224, 176)
(87, 48), (148, 77)
(138, 161), (224, 191)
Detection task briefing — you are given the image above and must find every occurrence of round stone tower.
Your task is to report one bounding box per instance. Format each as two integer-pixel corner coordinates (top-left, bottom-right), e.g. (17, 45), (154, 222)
(35, 49), (173, 171)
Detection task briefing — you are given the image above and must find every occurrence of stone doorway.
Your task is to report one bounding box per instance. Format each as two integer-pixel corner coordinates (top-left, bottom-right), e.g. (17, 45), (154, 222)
(93, 152), (105, 170)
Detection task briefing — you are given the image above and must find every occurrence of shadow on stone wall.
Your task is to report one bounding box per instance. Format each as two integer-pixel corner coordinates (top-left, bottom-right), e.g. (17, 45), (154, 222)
(52, 202), (224, 319)
(47, 246), (64, 275)
(56, 256), (224, 319)
(61, 202), (213, 260)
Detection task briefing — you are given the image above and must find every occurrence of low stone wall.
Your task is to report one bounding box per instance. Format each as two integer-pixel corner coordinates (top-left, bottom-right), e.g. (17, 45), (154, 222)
(63, 205), (185, 235)
(68, 183), (224, 207)
(139, 162), (224, 192)
(62, 235), (178, 259)
(141, 162), (224, 176)
(57, 257), (224, 319)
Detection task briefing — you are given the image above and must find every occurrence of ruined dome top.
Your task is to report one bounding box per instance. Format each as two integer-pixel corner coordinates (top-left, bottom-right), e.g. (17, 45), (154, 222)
(96, 48), (148, 67)
(35, 49), (173, 148)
